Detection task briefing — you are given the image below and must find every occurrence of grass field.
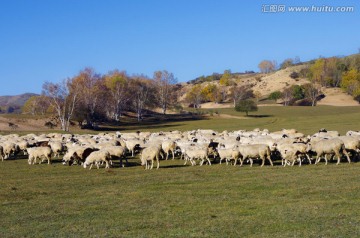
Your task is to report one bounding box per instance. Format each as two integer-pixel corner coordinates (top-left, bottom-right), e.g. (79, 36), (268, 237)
(1, 156), (360, 237)
(1, 105), (360, 237)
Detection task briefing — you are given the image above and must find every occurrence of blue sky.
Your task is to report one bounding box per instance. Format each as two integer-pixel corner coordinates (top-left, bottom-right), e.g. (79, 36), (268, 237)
(0, 0), (359, 95)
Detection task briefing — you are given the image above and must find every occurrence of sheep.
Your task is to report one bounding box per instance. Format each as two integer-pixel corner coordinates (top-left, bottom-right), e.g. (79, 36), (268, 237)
(15, 140), (29, 155)
(140, 146), (162, 170)
(124, 139), (144, 157)
(62, 146), (96, 165)
(161, 140), (177, 160)
(184, 147), (211, 166)
(49, 141), (64, 158)
(282, 149), (301, 167)
(102, 146), (128, 167)
(1, 142), (18, 160)
(237, 144), (273, 167)
(307, 138), (350, 165)
(83, 150), (111, 170)
(26, 146), (52, 165)
(338, 136), (360, 161)
(218, 148), (240, 165)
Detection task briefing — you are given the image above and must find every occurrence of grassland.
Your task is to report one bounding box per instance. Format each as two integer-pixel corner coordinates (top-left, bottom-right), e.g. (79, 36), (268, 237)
(1, 105), (360, 237)
(1, 156), (360, 237)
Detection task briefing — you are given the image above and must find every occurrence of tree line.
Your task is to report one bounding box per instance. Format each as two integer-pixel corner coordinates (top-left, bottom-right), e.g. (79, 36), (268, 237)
(22, 68), (178, 131)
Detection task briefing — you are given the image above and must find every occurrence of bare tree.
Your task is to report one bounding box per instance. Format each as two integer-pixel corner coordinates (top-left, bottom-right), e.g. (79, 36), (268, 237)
(104, 70), (130, 121)
(282, 87), (293, 106)
(153, 70), (177, 114)
(304, 83), (321, 106)
(42, 79), (80, 131)
(130, 76), (156, 121)
(229, 85), (254, 107)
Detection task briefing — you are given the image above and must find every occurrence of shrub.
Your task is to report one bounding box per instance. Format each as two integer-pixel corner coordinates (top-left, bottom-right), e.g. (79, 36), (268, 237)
(235, 100), (258, 116)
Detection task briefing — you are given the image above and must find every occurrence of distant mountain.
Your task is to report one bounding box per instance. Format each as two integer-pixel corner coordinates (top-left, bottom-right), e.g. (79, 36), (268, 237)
(0, 93), (38, 113)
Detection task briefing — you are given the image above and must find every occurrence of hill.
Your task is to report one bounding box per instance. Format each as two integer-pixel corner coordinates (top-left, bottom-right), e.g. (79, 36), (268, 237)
(0, 93), (38, 113)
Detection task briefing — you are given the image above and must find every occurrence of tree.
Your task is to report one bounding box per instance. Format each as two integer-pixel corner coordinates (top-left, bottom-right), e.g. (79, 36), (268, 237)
(219, 70), (232, 86)
(129, 76), (157, 121)
(282, 88), (294, 106)
(304, 83), (321, 106)
(292, 85), (305, 100)
(185, 84), (205, 108)
(235, 100), (258, 116)
(268, 91), (282, 103)
(201, 84), (221, 103)
(104, 70), (130, 121)
(340, 69), (360, 96)
(258, 60), (276, 74)
(153, 70), (177, 114)
(42, 79), (80, 131)
(22, 95), (50, 115)
(229, 85), (254, 107)
(280, 58), (294, 69)
(71, 68), (104, 127)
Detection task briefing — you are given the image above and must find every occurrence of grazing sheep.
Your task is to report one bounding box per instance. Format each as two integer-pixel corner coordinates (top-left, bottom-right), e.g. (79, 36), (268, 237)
(338, 136), (360, 161)
(1, 142), (18, 160)
(26, 146), (52, 165)
(124, 139), (143, 157)
(140, 146), (162, 170)
(16, 140), (29, 155)
(237, 144), (273, 167)
(102, 146), (127, 167)
(49, 141), (64, 158)
(307, 138), (350, 165)
(62, 146), (96, 165)
(161, 140), (177, 160)
(83, 150), (111, 170)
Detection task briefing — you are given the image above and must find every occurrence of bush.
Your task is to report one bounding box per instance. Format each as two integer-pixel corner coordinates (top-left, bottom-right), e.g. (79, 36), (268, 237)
(235, 100), (258, 116)
(289, 71), (299, 79)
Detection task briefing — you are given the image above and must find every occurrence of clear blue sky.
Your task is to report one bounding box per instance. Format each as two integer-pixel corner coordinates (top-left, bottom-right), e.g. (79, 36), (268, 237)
(0, 0), (359, 95)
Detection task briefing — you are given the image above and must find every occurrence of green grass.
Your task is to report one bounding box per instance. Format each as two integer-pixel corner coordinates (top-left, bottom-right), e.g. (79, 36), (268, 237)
(1, 156), (360, 237)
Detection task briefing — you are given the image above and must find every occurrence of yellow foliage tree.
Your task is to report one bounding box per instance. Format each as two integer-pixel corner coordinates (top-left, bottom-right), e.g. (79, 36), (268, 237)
(341, 69), (360, 96)
(219, 70), (231, 86)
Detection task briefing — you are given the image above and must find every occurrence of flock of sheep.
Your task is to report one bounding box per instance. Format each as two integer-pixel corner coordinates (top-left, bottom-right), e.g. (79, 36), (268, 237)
(0, 128), (360, 170)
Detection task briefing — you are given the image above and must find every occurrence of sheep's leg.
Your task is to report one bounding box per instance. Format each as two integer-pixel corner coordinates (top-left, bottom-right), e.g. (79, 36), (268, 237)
(156, 156), (160, 170)
(324, 154), (328, 165)
(89, 164), (93, 170)
(306, 154), (312, 164)
(206, 156), (211, 166)
(172, 150), (175, 160)
(249, 158), (253, 167)
(260, 156), (265, 167)
(343, 149), (351, 163)
(166, 152), (169, 160)
(131, 150), (134, 157)
(150, 159), (154, 170)
(298, 158), (302, 167)
(283, 159), (287, 167)
(267, 155), (273, 166)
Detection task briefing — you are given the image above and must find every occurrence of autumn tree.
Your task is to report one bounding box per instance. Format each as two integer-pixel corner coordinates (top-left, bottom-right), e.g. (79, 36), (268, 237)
(201, 84), (221, 103)
(22, 95), (50, 115)
(153, 70), (177, 114)
(219, 70), (232, 86)
(229, 85), (254, 107)
(71, 68), (104, 127)
(235, 100), (258, 116)
(340, 69), (360, 97)
(258, 60), (276, 73)
(309, 57), (340, 87)
(282, 88), (294, 106)
(129, 76), (157, 121)
(185, 84), (205, 108)
(42, 79), (80, 131)
(104, 70), (130, 121)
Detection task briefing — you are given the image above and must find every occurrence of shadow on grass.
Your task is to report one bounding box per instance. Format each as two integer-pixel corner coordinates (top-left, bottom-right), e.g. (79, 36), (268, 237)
(246, 114), (272, 118)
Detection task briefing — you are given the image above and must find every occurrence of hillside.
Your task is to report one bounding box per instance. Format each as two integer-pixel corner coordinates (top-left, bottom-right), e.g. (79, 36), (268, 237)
(182, 64), (359, 107)
(0, 93), (38, 112)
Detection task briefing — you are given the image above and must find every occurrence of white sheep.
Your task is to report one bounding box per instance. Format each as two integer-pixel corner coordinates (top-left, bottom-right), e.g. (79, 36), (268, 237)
(83, 150), (111, 170)
(140, 146), (162, 170)
(62, 146), (95, 165)
(102, 146), (127, 167)
(49, 141), (64, 158)
(161, 140), (177, 160)
(307, 138), (350, 165)
(184, 147), (211, 166)
(26, 146), (52, 165)
(124, 139), (143, 157)
(237, 144), (273, 167)
(218, 148), (240, 165)
(1, 142), (18, 160)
